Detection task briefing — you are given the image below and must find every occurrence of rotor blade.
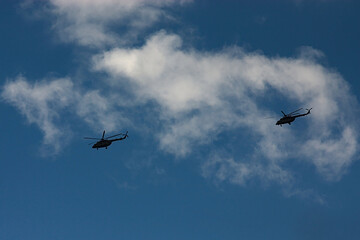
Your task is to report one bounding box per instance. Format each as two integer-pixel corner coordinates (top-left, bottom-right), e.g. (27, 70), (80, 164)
(84, 137), (101, 140)
(102, 130), (105, 139)
(288, 108), (303, 116)
(281, 111), (286, 116)
(88, 141), (97, 145)
(105, 133), (124, 139)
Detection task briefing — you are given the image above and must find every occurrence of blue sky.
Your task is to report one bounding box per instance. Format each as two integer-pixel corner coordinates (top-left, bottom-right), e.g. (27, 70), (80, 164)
(1, 0), (360, 239)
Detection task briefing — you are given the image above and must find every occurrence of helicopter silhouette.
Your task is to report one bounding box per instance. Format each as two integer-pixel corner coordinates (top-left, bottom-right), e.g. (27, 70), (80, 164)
(84, 130), (128, 149)
(276, 108), (312, 126)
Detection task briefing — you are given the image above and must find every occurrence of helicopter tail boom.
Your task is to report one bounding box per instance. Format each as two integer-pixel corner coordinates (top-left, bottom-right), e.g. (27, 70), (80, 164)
(110, 131), (129, 142)
(293, 107), (312, 118)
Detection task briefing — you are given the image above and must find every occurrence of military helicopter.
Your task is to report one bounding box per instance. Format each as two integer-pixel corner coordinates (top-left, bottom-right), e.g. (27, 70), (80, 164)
(276, 108), (312, 126)
(84, 130), (128, 149)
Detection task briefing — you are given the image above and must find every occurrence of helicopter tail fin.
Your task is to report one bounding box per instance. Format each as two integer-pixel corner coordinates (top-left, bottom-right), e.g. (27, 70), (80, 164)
(306, 108), (312, 114)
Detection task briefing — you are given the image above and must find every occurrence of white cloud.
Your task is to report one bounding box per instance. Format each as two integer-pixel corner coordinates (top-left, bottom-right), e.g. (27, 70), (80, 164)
(201, 154), (328, 204)
(1, 76), (75, 153)
(201, 155), (293, 187)
(302, 127), (358, 181)
(76, 90), (128, 132)
(43, 0), (191, 47)
(93, 31), (359, 182)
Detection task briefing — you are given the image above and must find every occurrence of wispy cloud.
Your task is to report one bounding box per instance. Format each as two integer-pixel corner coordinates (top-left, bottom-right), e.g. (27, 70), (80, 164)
(76, 90), (129, 132)
(109, 175), (137, 190)
(201, 153), (326, 204)
(302, 127), (358, 181)
(2, 76), (75, 154)
(26, 0), (192, 47)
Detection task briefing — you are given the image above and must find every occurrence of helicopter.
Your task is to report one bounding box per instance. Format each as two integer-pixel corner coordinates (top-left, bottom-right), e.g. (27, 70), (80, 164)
(276, 108), (312, 126)
(84, 130), (128, 149)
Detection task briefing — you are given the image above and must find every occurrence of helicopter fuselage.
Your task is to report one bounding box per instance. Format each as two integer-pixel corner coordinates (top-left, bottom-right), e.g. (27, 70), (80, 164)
(91, 136), (127, 149)
(276, 116), (295, 126)
(92, 140), (112, 149)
